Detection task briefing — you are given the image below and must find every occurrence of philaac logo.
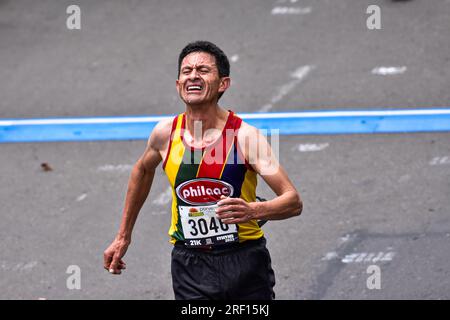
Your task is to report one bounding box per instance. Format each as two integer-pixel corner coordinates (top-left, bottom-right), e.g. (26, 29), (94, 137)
(176, 178), (234, 205)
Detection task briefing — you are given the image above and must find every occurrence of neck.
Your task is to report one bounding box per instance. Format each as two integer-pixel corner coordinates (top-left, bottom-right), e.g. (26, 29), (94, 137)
(184, 103), (229, 143)
(185, 104), (227, 129)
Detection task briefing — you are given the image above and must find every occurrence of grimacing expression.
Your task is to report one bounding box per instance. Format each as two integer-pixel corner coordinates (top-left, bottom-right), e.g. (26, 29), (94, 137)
(176, 52), (230, 106)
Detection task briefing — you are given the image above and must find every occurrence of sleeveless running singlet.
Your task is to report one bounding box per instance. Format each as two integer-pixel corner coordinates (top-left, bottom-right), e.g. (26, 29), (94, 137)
(162, 110), (264, 247)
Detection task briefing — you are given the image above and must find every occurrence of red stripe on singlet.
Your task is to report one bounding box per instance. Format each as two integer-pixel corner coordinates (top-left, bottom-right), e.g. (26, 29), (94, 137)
(162, 115), (179, 170)
(196, 111), (237, 179)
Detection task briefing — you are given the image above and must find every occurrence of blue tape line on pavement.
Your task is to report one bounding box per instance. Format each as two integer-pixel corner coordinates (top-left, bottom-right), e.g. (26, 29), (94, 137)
(1, 109), (450, 143)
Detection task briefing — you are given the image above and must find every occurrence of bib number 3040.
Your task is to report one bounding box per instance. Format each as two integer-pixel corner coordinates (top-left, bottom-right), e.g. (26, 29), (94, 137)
(179, 205), (238, 247)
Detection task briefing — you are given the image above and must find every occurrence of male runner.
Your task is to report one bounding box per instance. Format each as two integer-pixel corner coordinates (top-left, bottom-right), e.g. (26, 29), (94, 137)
(103, 41), (303, 300)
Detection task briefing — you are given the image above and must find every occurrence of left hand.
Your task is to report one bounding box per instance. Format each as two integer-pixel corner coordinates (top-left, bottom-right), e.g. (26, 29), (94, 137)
(215, 195), (257, 224)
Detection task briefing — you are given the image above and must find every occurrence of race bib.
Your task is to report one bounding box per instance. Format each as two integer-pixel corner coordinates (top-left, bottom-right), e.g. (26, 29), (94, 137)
(179, 204), (238, 247)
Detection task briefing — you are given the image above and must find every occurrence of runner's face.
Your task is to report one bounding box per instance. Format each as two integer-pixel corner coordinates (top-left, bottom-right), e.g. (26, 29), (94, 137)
(176, 52), (228, 106)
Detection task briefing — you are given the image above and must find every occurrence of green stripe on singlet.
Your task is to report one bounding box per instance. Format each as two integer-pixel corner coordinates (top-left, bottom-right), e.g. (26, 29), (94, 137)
(173, 147), (203, 240)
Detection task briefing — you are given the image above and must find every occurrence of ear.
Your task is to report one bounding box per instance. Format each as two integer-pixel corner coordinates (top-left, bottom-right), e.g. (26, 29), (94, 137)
(176, 79), (181, 95)
(218, 77), (231, 94)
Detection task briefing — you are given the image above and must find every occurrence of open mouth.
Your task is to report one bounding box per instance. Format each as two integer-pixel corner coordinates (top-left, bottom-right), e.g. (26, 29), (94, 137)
(186, 85), (203, 92)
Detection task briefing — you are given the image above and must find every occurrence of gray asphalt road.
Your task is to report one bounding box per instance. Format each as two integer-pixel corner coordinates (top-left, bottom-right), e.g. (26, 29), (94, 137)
(1, 0), (449, 299)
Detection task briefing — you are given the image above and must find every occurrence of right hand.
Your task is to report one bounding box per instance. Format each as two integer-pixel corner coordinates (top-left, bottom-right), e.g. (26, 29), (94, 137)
(103, 237), (130, 275)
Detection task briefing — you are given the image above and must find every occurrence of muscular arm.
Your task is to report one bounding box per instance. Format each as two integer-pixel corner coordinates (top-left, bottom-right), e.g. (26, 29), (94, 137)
(103, 119), (171, 274)
(116, 142), (161, 242)
(216, 123), (303, 223)
(253, 166), (302, 221)
(246, 124), (302, 220)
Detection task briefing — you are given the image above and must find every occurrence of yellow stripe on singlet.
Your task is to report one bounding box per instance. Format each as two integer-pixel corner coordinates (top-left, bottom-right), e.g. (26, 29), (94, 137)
(164, 115), (185, 242)
(238, 168), (264, 242)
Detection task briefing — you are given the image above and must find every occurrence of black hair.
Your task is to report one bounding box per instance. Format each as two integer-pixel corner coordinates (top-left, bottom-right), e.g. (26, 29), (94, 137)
(178, 41), (230, 100)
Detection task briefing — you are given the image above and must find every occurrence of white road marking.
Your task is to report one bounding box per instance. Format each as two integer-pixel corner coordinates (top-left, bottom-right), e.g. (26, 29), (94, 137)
(260, 65), (315, 112)
(342, 252), (395, 264)
(322, 252), (339, 261)
(1, 261), (38, 272)
(296, 143), (329, 152)
(364, 253), (376, 262)
(271, 6), (312, 15)
(98, 164), (134, 172)
(371, 66), (407, 76)
(0, 116), (171, 126)
(243, 109), (450, 118)
(76, 193), (87, 202)
(21, 261), (38, 271)
(355, 253), (368, 263)
(380, 251), (396, 261)
(371, 252), (385, 263)
(230, 54), (239, 63)
(323, 236), (398, 264)
(429, 156), (450, 166)
(2, 109), (450, 126)
(342, 253), (359, 263)
(152, 187), (172, 206)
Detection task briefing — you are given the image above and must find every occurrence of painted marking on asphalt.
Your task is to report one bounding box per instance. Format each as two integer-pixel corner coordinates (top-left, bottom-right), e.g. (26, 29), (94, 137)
(271, 6), (312, 15)
(0, 115), (171, 126)
(152, 187), (172, 206)
(342, 251), (396, 264)
(296, 143), (329, 152)
(371, 252), (386, 263)
(230, 54), (239, 63)
(3, 109), (450, 126)
(364, 253), (376, 262)
(76, 193), (87, 202)
(322, 252), (339, 261)
(15, 261), (38, 271)
(340, 234), (351, 243)
(429, 156), (450, 166)
(2, 108), (450, 142)
(371, 66), (407, 76)
(260, 65), (315, 112)
(98, 164), (134, 172)
(355, 253), (368, 263)
(380, 251), (395, 262)
(243, 109), (450, 118)
(1, 261), (38, 272)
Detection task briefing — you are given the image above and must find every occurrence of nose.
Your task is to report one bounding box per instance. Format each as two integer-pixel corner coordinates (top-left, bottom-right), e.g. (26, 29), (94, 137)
(188, 68), (200, 80)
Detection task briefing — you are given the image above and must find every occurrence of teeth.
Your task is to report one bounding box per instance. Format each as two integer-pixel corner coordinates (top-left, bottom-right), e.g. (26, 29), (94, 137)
(187, 85), (202, 91)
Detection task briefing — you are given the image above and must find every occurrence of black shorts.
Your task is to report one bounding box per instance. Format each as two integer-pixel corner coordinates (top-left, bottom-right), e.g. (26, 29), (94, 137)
(171, 237), (275, 300)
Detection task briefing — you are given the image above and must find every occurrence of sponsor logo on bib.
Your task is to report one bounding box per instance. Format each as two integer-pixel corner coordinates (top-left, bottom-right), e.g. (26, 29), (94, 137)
(188, 207), (204, 217)
(176, 178), (234, 205)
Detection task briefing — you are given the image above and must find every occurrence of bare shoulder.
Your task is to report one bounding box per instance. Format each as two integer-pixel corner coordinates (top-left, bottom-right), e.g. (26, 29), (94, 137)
(148, 117), (173, 151)
(237, 120), (262, 166)
(139, 117), (174, 171)
(237, 119), (279, 175)
(237, 120), (259, 140)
